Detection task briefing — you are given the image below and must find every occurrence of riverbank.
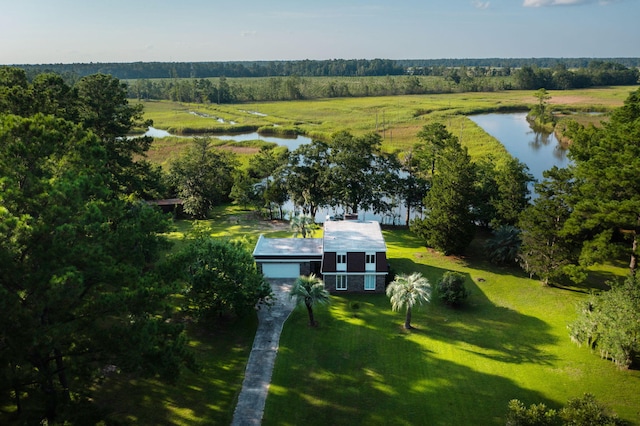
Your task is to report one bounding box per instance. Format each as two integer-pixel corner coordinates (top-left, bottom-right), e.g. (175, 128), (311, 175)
(137, 86), (632, 164)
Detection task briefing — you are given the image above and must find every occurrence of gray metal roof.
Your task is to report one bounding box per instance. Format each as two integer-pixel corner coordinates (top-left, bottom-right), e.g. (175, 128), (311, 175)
(322, 220), (387, 253)
(252, 235), (323, 257)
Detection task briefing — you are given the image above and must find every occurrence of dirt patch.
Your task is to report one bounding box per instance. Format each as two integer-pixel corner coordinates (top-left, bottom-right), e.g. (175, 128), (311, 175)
(524, 95), (594, 106)
(548, 95), (593, 105)
(525, 94), (622, 107)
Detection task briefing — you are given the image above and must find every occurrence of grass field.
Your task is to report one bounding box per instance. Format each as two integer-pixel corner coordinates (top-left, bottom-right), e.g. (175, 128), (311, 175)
(264, 228), (640, 425)
(92, 205), (640, 425)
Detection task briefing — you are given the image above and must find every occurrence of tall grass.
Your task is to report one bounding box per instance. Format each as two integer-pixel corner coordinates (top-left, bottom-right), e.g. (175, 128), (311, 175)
(137, 86), (632, 166)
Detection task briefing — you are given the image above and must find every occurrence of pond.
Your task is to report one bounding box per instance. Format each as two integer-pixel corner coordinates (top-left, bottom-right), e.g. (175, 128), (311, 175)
(468, 112), (570, 185)
(143, 127), (312, 151)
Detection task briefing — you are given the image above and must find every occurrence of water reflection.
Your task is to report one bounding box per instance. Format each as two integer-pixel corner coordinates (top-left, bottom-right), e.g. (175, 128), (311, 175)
(142, 127), (312, 151)
(469, 112), (570, 185)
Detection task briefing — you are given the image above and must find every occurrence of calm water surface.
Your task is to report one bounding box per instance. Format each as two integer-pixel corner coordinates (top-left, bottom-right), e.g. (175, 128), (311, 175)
(143, 127), (312, 151)
(469, 112), (570, 184)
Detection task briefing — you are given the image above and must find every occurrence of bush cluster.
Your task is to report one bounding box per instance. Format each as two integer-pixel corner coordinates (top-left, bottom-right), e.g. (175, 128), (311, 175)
(437, 272), (468, 307)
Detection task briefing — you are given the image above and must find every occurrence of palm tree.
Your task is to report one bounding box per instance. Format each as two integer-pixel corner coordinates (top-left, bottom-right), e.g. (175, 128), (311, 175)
(290, 214), (316, 238)
(386, 272), (432, 329)
(290, 274), (330, 327)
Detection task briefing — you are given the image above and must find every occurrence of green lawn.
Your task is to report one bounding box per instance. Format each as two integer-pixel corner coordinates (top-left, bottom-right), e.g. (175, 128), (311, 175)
(96, 316), (257, 425)
(92, 208), (640, 425)
(264, 228), (640, 425)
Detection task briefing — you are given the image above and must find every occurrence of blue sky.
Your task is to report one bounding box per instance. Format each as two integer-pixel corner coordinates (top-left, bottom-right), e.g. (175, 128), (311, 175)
(1, 0), (638, 64)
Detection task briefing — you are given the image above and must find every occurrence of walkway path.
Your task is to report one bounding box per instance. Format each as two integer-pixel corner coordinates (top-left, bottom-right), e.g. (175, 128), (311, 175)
(231, 279), (296, 426)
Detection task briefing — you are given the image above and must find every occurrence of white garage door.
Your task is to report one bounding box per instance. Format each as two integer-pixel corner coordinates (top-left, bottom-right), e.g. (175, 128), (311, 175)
(261, 262), (301, 279)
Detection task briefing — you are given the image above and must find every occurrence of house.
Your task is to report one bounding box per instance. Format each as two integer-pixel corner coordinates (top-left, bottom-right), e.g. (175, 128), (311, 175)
(252, 220), (388, 293)
(320, 220), (388, 293)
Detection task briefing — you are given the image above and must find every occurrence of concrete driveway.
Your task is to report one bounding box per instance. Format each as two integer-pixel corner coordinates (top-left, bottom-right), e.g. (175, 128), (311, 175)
(231, 279), (296, 426)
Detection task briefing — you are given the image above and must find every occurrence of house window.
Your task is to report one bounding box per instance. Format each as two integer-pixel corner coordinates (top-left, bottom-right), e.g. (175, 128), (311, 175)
(364, 275), (376, 291)
(336, 275), (347, 291)
(365, 253), (376, 271)
(337, 253), (347, 271)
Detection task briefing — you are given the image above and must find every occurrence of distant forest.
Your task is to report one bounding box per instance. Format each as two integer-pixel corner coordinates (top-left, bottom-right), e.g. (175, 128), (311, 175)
(14, 57), (640, 80)
(9, 58), (638, 104)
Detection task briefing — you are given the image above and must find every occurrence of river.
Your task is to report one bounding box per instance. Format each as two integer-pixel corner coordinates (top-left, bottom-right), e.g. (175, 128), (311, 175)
(468, 112), (570, 185)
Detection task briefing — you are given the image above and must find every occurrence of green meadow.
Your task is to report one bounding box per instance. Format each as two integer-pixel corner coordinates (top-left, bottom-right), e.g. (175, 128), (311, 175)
(96, 206), (639, 425)
(265, 228), (639, 425)
(105, 87), (640, 425)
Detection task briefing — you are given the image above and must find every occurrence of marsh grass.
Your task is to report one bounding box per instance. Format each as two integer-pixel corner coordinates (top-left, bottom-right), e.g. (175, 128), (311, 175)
(137, 86), (632, 166)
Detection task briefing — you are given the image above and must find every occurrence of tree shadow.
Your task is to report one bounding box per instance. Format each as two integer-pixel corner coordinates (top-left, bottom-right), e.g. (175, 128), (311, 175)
(392, 259), (558, 366)
(94, 316), (258, 425)
(265, 293), (559, 426)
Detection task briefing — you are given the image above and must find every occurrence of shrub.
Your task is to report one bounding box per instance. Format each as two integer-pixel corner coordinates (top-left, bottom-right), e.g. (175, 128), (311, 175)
(505, 394), (624, 426)
(568, 275), (640, 369)
(505, 399), (557, 426)
(484, 225), (522, 265)
(437, 271), (468, 306)
(559, 393), (625, 426)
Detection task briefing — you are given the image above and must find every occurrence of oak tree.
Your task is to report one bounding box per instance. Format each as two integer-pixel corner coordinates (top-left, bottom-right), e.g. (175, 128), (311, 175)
(169, 232), (272, 321)
(168, 137), (237, 219)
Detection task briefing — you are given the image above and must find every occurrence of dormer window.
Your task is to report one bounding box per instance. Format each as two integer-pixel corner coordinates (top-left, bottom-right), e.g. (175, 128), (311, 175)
(337, 253), (346, 271)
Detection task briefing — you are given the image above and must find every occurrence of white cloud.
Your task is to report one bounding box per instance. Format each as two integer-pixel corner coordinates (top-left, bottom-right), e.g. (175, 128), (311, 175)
(473, 1), (491, 9)
(523, 0), (597, 6)
(241, 31), (257, 37)
(523, 0), (619, 6)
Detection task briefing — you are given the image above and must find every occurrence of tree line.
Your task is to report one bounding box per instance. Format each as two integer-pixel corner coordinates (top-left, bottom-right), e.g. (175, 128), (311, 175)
(166, 122), (533, 244)
(398, 57), (640, 70)
(11, 59), (639, 104)
(0, 67), (272, 423)
(17, 59), (404, 80)
(15, 57), (640, 80)
(124, 63), (638, 104)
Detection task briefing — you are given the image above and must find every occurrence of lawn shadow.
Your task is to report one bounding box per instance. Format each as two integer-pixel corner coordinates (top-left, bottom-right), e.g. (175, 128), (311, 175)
(395, 259), (558, 366)
(266, 293), (559, 426)
(95, 315), (258, 425)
